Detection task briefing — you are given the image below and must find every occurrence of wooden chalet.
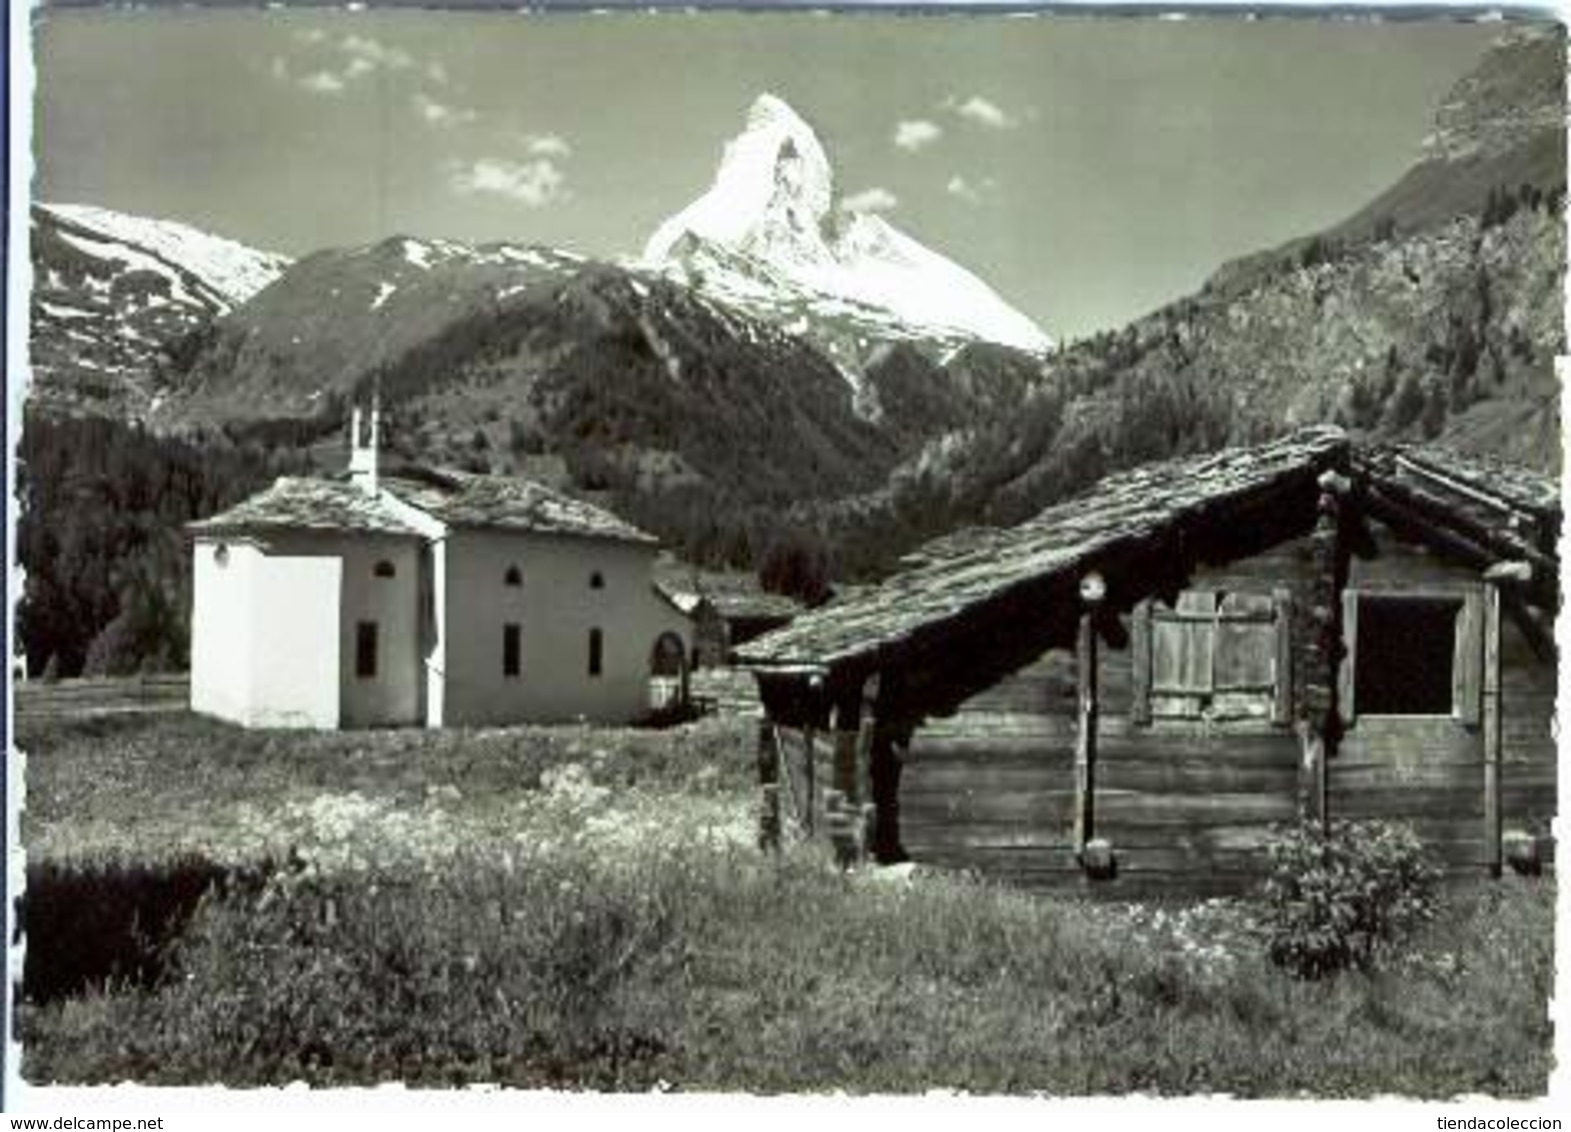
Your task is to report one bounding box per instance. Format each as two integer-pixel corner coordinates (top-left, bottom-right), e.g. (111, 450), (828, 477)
(734, 428), (1560, 894)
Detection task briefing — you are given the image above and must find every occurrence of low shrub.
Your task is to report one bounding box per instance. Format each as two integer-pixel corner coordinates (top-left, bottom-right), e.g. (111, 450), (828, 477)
(1262, 819), (1440, 978)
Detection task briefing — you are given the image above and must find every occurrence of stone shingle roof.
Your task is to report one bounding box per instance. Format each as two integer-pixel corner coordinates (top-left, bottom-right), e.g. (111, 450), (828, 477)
(187, 477), (421, 538)
(736, 428), (1561, 678)
(736, 429), (1350, 673)
(1367, 443), (1561, 554)
(189, 468), (657, 546)
(380, 468), (657, 544)
(1393, 444), (1560, 518)
(650, 559), (804, 622)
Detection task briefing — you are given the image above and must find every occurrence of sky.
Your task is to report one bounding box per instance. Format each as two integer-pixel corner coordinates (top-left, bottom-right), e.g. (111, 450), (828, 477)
(32, 9), (1506, 340)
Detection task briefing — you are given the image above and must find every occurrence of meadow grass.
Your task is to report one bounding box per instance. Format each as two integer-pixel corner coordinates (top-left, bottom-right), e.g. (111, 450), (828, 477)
(19, 710), (753, 868)
(16, 712), (1558, 1095)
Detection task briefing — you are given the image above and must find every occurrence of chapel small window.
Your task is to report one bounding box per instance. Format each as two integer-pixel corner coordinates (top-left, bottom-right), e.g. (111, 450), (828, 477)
(503, 623), (521, 678)
(588, 628), (604, 677)
(374, 560), (396, 579)
(355, 621), (379, 679)
(504, 565), (523, 587)
(590, 571), (605, 590)
(213, 544), (230, 568)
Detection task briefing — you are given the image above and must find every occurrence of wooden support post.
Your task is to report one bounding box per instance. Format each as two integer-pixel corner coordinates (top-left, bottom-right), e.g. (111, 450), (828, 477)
(756, 719), (780, 852)
(1074, 574), (1104, 855)
(1130, 600), (1152, 727)
(869, 731), (903, 863)
(1300, 732), (1327, 828)
(832, 699), (859, 804)
(1482, 580), (1503, 877)
(824, 789), (856, 870)
(802, 725), (817, 836)
(1305, 465), (1350, 831)
(852, 674), (881, 808)
(1074, 613), (1097, 851)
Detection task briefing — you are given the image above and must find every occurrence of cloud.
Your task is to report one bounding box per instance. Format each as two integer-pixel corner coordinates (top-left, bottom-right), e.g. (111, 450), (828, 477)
(947, 95), (1018, 130)
(413, 93), (478, 129)
(449, 157), (569, 208)
(339, 34), (415, 73)
(840, 187), (899, 215)
(946, 175), (997, 205)
(298, 70), (348, 96)
(272, 31), (427, 97)
(522, 133), (572, 159)
(427, 60), (450, 86)
(893, 119), (943, 152)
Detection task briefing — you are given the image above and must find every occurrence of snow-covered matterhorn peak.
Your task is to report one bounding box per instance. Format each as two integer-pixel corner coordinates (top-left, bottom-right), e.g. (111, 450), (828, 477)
(644, 93), (836, 271)
(642, 93), (1053, 354)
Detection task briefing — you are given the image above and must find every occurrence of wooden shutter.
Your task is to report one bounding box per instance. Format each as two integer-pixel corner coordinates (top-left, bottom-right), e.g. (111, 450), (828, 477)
(1338, 590), (1359, 727)
(1214, 592), (1277, 720)
(1131, 600), (1153, 726)
(1272, 588), (1294, 727)
(1151, 591), (1216, 719)
(1453, 588), (1484, 727)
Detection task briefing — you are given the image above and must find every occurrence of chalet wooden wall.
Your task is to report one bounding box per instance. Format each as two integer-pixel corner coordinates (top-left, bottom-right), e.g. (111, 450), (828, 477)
(1498, 612), (1557, 862)
(895, 524), (1557, 894)
(1332, 527), (1557, 870)
(900, 538), (1316, 896)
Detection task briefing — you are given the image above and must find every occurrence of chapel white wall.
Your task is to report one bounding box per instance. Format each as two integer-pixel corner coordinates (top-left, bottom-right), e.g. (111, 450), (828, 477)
(440, 530), (693, 725)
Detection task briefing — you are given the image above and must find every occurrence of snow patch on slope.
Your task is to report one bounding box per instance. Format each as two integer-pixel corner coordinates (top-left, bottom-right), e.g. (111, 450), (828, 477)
(41, 202), (289, 310)
(54, 228), (206, 309)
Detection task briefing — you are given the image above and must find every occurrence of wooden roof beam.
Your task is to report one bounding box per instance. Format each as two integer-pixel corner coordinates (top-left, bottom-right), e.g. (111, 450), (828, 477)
(1377, 470), (1554, 574)
(1394, 453), (1543, 524)
(1362, 483), (1558, 611)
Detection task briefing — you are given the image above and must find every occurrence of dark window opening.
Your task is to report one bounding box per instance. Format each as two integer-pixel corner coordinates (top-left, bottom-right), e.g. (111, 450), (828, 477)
(503, 623), (521, 677)
(650, 632), (688, 712)
(590, 571), (605, 590)
(1354, 596), (1459, 715)
(374, 560), (396, 579)
(504, 565), (522, 587)
(588, 628), (603, 677)
(650, 632), (685, 677)
(355, 621), (378, 679)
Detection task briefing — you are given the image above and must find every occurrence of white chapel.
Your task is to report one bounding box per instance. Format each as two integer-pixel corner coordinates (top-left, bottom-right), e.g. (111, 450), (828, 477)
(187, 407), (694, 729)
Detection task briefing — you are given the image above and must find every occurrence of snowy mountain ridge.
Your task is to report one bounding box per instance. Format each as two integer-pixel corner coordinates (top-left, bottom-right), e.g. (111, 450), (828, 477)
(640, 94), (1053, 360)
(40, 202), (290, 311)
(28, 203), (291, 417)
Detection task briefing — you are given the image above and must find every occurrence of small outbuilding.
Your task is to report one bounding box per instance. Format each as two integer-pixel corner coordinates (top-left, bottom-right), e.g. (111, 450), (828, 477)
(736, 428), (1558, 894)
(187, 407), (694, 729)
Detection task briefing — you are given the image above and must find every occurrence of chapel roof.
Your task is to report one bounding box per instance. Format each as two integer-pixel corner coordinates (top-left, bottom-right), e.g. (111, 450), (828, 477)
(189, 466), (657, 546)
(187, 477), (421, 538)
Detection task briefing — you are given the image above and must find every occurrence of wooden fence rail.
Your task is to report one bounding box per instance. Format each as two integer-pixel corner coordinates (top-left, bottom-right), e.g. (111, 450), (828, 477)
(16, 675), (191, 721)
